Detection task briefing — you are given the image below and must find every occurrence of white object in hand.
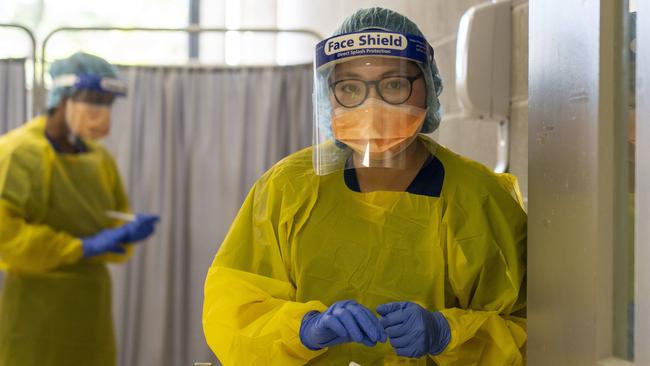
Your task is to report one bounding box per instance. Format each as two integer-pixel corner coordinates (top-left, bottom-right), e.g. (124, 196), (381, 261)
(105, 210), (137, 222)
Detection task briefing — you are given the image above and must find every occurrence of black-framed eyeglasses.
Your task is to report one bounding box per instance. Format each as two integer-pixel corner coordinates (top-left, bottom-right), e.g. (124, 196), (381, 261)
(329, 72), (424, 108)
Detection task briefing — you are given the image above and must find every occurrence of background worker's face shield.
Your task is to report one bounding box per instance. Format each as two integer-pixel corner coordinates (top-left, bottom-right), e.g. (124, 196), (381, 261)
(65, 96), (113, 140)
(313, 30), (434, 175)
(52, 73), (127, 140)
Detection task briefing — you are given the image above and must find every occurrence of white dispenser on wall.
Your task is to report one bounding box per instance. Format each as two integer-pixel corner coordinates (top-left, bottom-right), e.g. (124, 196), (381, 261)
(455, 0), (512, 172)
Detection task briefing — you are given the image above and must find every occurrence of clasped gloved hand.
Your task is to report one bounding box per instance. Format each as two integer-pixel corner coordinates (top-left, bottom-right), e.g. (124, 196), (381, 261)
(377, 301), (451, 358)
(300, 300), (387, 350)
(123, 213), (160, 242)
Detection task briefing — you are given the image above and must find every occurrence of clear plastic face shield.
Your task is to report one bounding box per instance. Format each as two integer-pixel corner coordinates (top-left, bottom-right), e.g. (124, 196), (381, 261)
(313, 30), (434, 175)
(52, 74), (127, 140)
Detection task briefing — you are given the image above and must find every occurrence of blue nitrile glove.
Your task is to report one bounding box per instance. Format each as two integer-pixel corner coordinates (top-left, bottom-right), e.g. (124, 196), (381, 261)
(300, 300), (387, 350)
(81, 226), (130, 257)
(123, 213), (160, 242)
(377, 302), (451, 358)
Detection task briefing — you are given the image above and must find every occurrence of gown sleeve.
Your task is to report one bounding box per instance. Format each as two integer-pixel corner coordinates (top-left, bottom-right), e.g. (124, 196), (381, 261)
(0, 149), (82, 272)
(432, 173), (527, 366)
(203, 170), (328, 365)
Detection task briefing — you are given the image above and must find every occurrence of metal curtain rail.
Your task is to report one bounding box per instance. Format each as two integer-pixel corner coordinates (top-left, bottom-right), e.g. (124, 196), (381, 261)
(40, 26), (323, 84)
(0, 23), (37, 115)
(35, 26), (322, 111)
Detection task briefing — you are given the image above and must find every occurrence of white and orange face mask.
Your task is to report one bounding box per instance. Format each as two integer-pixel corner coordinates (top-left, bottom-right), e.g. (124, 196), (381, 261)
(65, 100), (112, 140)
(331, 98), (427, 160)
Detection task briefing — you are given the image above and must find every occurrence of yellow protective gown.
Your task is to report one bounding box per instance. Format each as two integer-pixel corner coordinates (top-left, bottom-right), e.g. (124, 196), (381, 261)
(203, 136), (527, 365)
(0, 116), (133, 366)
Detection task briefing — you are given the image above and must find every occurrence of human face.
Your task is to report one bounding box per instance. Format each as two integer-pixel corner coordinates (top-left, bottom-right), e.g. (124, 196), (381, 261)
(64, 90), (115, 140)
(330, 57), (428, 162)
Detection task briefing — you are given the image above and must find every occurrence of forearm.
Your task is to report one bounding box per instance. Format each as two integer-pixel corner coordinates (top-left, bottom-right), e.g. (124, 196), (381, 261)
(203, 266), (328, 365)
(0, 202), (82, 272)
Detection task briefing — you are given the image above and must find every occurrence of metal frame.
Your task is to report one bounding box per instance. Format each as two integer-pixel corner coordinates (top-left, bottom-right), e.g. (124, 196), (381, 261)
(528, 0), (618, 364)
(188, 0), (200, 59)
(529, 0), (643, 364)
(635, 0), (650, 363)
(37, 26), (322, 111)
(0, 23), (37, 116)
(40, 26), (322, 83)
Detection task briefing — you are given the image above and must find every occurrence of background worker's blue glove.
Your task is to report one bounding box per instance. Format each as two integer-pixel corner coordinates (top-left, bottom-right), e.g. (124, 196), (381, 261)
(123, 214), (160, 242)
(377, 302), (451, 358)
(81, 226), (130, 257)
(300, 300), (387, 350)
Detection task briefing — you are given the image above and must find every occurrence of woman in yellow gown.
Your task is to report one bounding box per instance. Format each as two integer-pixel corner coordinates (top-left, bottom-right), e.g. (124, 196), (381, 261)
(0, 52), (159, 366)
(203, 8), (526, 365)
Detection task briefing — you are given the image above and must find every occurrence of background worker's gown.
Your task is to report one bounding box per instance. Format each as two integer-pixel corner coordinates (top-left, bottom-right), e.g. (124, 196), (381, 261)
(0, 116), (133, 366)
(203, 136), (527, 365)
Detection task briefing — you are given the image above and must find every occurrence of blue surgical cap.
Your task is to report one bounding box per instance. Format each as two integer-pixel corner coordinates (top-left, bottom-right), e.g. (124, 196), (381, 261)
(331, 7), (443, 133)
(47, 52), (120, 110)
